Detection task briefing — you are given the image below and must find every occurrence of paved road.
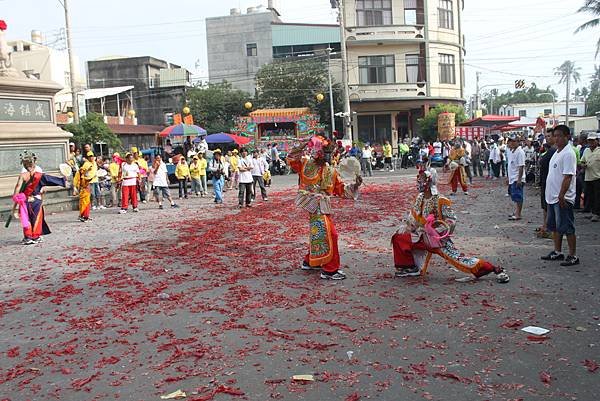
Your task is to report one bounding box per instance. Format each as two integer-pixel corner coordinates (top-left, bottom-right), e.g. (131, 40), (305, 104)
(1, 169), (599, 401)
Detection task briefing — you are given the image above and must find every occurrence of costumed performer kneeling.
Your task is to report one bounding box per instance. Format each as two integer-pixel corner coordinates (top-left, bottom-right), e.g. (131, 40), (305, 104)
(392, 157), (510, 283)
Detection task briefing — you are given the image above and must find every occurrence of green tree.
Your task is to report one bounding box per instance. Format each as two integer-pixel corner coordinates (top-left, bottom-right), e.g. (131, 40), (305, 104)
(417, 104), (467, 142)
(64, 112), (121, 150)
(586, 65), (600, 115)
(255, 57), (342, 133)
(555, 60), (581, 123)
(187, 82), (250, 133)
(482, 83), (558, 114)
(576, 0), (600, 57)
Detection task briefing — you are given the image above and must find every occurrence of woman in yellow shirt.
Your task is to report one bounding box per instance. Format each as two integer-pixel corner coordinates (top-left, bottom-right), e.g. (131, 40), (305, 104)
(189, 156), (202, 197)
(175, 158), (191, 199)
(197, 153), (208, 197)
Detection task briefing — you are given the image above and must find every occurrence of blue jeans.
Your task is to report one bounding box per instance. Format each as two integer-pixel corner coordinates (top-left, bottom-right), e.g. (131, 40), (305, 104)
(212, 177), (224, 203)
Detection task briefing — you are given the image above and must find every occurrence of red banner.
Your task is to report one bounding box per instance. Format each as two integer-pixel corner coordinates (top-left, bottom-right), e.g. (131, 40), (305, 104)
(173, 113), (182, 125)
(455, 126), (487, 140)
(183, 115), (194, 125)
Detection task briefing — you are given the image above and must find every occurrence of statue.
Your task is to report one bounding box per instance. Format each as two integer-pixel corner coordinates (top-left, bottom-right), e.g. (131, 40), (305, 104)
(0, 20), (19, 77)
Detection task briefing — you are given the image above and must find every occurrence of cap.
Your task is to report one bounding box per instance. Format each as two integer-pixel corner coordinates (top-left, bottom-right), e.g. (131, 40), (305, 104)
(125, 152), (133, 157)
(86, 151), (95, 157)
(232, 149), (239, 154)
(69, 142), (75, 146)
(588, 132), (598, 140)
(131, 147), (139, 153)
(507, 133), (518, 141)
(113, 152), (120, 157)
(214, 148), (222, 154)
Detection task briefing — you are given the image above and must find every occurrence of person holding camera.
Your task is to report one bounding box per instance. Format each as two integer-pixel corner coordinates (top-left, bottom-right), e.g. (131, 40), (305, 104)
(209, 149), (226, 204)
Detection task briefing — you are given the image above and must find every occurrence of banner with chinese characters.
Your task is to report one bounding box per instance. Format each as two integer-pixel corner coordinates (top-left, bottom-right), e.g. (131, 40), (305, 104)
(0, 98), (52, 122)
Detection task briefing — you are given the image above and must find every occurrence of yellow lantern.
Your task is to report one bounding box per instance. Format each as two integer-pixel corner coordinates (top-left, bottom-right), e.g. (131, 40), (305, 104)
(67, 111), (74, 118)
(316, 93), (325, 102)
(127, 109), (136, 117)
(244, 102), (253, 110)
(182, 106), (191, 115)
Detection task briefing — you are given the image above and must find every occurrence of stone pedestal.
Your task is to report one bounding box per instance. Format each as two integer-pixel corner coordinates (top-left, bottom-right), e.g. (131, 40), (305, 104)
(0, 76), (72, 197)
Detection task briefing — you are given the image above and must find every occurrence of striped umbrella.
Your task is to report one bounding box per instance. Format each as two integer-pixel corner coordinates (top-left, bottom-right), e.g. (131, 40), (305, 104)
(159, 123), (207, 138)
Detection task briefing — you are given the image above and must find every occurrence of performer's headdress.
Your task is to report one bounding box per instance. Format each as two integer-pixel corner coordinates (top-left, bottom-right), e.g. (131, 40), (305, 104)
(308, 135), (335, 160)
(19, 151), (37, 167)
(417, 165), (438, 195)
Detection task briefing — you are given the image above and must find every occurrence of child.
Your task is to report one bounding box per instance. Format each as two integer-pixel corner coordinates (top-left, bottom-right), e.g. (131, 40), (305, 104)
(263, 169), (272, 187)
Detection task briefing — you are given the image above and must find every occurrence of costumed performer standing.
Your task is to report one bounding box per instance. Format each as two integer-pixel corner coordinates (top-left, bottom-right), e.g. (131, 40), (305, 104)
(447, 141), (469, 195)
(288, 136), (362, 280)
(392, 157), (510, 283)
(12, 152), (68, 244)
(75, 151), (97, 222)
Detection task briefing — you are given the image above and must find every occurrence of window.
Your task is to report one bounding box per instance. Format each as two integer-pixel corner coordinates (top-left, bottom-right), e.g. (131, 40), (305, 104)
(149, 77), (156, 89)
(356, 0), (392, 26)
(23, 44), (31, 51)
(543, 109), (552, 116)
(438, 54), (455, 84)
(359, 55), (395, 84)
(569, 108), (578, 115)
(358, 114), (392, 144)
(246, 43), (257, 57)
(519, 110), (527, 117)
(438, 0), (454, 30)
(405, 54), (420, 83)
(404, 0), (417, 25)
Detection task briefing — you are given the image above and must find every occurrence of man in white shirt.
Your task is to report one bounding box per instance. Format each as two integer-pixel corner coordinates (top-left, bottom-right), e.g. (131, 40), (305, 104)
(237, 148), (254, 208)
(151, 155), (177, 210)
(251, 149), (269, 201)
(361, 143), (373, 177)
(488, 141), (502, 179)
(506, 134), (526, 220)
(541, 125), (579, 266)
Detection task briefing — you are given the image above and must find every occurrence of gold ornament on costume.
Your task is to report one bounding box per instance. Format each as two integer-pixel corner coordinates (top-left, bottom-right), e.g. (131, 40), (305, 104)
(316, 93), (325, 102)
(244, 102), (253, 110)
(182, 106), (191, 115)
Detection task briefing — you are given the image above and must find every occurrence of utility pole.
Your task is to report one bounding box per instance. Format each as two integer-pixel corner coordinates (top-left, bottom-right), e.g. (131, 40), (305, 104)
(475, 71), (481, 117)
(63, 0), (79, 123)
(565, 63), (571, 126)
(327, 48), (335, 135)
(337, 0), (353, 142)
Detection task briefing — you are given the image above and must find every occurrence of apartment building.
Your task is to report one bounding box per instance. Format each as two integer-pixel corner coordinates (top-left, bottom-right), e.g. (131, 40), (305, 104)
(343, 0), (465, 144)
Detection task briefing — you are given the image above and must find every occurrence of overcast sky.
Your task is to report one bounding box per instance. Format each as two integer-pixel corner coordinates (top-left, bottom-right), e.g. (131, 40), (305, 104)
(2, 0), (598, 101)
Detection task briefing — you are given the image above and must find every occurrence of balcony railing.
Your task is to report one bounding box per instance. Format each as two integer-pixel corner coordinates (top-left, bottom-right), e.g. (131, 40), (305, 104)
(349, 82), (427, 101)
(346, 25), (425, 44)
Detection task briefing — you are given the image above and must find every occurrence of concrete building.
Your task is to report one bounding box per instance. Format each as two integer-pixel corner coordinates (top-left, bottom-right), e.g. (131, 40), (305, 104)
(498, 101), (586, 120)
(343, 0), (465, 145)
(206, 3), (341, 94)
(87, 56), (191, 126)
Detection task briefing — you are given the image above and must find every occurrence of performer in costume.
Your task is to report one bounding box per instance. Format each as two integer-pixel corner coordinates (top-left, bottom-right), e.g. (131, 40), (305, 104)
(75, 151), (97, 222)
(12, 152), (67, 245)
(288, 136), (362, 280)
(392, 160), (510, 283)
(447, 141), (469, 195)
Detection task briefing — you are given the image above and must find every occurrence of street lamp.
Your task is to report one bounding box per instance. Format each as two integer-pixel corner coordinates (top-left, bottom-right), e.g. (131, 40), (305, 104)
(537, 93), (556, 126)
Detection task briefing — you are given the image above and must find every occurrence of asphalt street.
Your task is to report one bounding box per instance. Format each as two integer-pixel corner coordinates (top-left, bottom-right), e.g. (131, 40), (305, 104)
(0, 168), (599, 401)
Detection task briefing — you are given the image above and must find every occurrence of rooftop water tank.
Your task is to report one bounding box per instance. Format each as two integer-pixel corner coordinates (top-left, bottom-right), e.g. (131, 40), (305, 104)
(31, 30), (43, 45)
(230, 8), (241, 15)
(247, 6), (257, 14)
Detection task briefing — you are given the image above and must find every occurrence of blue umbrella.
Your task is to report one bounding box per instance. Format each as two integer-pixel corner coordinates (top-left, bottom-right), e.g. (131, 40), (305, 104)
(204, 133), (235, 144)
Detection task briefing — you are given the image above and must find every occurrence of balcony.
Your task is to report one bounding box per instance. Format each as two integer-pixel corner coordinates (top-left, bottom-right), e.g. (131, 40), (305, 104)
(349, 82), (428, 101)
(346, 25), (425, 45)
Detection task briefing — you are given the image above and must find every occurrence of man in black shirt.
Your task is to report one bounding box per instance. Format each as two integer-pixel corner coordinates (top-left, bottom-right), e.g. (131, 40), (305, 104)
(537, 128), (556, 238)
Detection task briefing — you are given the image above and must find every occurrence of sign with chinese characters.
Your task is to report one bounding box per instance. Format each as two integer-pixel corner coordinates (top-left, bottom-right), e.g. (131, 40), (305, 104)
(0, 98), (52, 122)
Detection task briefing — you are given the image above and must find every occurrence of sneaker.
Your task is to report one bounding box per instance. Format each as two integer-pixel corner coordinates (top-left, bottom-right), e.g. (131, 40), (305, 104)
(320, 271), (347, 280)
(591, 216), (600, 222)
(133, 208), (139, 213)
(159, 205), (164, 210)
(142, 200), (148, 204)
(540, 251), (564, 261)
(301, 262), (320, 271)
(92, 206), (97, 210)
(171, 204), (179, 208)
(495, 272), (510, 283)
(449, 192), (456, 196)
(560, 255), (580, 267)
(78, 217), (87, 222)
(263, 198), (269, 202)
(395, 266), (421, 277)
(119, 209), (127, 214)
(22, 238), (35, 245)
(99, 205), (106, 210)
(463, 192), (469, 196)
(246, 204), (252, 208)
(239, 204), (244, 209)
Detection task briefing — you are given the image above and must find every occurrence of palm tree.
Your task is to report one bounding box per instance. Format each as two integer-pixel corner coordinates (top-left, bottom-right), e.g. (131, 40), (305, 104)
(554, 61), (581, 124)
(576, 0), (600, 57)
